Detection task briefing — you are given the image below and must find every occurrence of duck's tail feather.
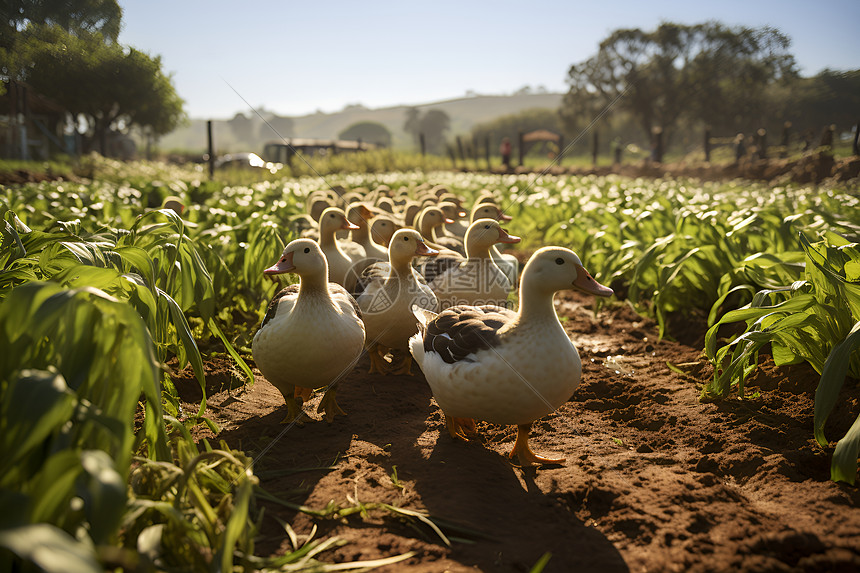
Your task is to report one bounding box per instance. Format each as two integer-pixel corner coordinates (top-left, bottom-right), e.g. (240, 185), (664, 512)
(411, 304), (438, 335)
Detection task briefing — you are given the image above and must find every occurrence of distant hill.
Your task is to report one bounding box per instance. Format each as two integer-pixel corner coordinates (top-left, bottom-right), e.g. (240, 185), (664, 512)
(157, 93), (564, 154)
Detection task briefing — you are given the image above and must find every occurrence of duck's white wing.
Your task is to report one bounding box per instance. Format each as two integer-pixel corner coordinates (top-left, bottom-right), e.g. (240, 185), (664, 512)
(338, 240), (366, 261)
(328, 283), (363, 320)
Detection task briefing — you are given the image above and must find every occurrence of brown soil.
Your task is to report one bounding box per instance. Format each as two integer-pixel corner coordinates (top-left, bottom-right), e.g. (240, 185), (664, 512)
(172, 290), (860, 572)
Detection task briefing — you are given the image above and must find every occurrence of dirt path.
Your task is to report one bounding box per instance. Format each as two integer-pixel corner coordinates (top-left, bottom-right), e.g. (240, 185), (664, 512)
(176, 291), (860, 572)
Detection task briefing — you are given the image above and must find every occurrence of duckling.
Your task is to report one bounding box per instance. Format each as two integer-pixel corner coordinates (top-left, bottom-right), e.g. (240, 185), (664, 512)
(409, 246), (613, 465)
(252, 239), (365, 424)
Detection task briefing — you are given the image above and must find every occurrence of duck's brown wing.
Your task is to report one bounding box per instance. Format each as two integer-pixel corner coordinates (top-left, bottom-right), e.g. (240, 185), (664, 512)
(423, 305), (516, 364)
(417, 250), (463, 284)
(352, 262), (390, 298)
(261, 284), (300, 328)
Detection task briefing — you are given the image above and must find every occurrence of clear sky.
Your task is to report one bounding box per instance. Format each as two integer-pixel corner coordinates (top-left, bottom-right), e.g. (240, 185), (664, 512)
(118, 0), (860, 120)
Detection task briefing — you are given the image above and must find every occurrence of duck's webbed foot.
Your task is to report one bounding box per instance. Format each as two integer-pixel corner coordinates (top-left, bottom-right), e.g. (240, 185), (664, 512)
(445, 415), (479, 441)
(317, 387), (347, 423)
(367, 343), (392, 374)
(509, 423), (565, 467)
(390, 351), (414, 376)
(280, 393), (308, 426)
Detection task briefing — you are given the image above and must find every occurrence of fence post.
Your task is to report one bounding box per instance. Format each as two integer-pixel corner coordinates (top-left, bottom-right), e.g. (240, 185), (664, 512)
(419, 133), (426, 156)
(780, 122), (791, 158)
(704, 128), (711, 162)
(455, 136), (466, 165)
(485, 135), (491, 170)
(651, 127), (663, 163)
(447, 145), (457, 169)
(853, 122), (860, 156)
(557, 135), (565, 167)
(755, 128), (767, 160)
(819, 124), (835, 152)
(207, 120), (215, 179)
(591, 130), (598, 166)
(518, 131), (524, 167)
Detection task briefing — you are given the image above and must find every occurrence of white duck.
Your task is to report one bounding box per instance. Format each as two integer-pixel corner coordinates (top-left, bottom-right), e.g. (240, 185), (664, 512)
(344, 202), (387, 275)
(469, 202), (518, 284)
(356, 229), (439, 375)
(370, 214), (402, 248)
(252, 239), (365, 423)
(409, 246), (614, 466)
(318, 207), (360, 290)
(415, 206), (463, 255)
(429, 219), (521, 310)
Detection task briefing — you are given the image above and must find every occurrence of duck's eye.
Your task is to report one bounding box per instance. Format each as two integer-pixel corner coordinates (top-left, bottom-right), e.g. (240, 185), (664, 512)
(329, 213), (335, 218)
(555, 257), (564, 265)
(484, 224), (490, 229)
(304, 247), (311, 253)
(403, 236), (409, 241)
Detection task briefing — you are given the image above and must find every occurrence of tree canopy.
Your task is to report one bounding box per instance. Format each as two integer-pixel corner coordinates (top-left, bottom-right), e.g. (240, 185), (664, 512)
(561, 22), (798, 144)
(339, 121), (392, 147)
(403, 108), (450, 154)
(1, 0), (122, 49)
(15, 25), (185, 151)
(2, 0), (185, 156)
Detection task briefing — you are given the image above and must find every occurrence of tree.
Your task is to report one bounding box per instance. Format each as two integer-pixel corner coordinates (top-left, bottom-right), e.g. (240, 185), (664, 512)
(16, 25), (185, 153)
(228, 112), (254, 145)
(1, 0), (123, 95)
(561, 22), (797, 145)
(339, 121), (391, 147)
(403, 108), (450, 154)
(259, 115), (294, 140)
(403, 107), (421, 144)
(1, 0), (122, 47)
(784, 69), (860, 135)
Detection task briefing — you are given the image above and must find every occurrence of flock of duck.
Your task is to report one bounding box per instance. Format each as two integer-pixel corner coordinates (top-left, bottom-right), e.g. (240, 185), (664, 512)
(251, 183), (613, 466)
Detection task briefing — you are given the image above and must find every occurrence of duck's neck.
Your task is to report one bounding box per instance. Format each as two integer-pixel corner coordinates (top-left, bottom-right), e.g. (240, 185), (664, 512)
(516, 274), (559, 324)
(465, 242), (493, 261)
(319, 227), (338, 248)
(390, 255), (415, 280)
(419, 220), (435, 242)
(297, 269), (332, 304)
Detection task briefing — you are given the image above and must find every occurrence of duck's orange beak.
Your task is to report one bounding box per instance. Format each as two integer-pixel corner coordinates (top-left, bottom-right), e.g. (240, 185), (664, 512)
(341, 219), (360, 231)
(573, 265), (614, 297)
(497, 227), (521, 244)
(415, 240), (439, 257)
(264, 250), (295, 275)
(443, 217), (455, 224)
(498, 211), (513, 221)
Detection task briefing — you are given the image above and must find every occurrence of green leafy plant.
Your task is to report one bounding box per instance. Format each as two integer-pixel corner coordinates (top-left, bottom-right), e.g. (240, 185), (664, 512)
(0, 281), (169, 571)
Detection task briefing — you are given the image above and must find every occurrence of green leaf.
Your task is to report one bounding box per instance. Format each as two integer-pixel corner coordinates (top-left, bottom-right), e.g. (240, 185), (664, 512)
(0, 369), (76, 479)
(78, 450), (128, 544)
(0, 524), (101, 573)
(832, 411), (860, 485)
(814, 321), (860, 448)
